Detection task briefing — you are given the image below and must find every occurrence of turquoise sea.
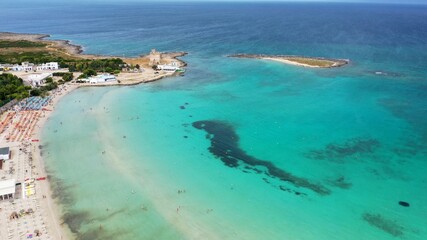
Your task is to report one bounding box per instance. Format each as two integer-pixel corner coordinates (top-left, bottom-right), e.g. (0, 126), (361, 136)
(2, 2), (427, 240)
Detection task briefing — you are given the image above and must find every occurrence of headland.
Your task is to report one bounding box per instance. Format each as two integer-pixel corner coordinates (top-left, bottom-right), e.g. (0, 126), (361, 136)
(0, 32), (188, 86)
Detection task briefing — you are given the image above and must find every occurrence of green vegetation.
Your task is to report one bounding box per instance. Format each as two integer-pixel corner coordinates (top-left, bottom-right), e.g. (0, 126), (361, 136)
(33, 77), (58, 95)
(0, 73), (31, 106)
(0, 40), (47, 48)
(40, 82), (58, 92)
(0, 40), (125, 81)
(62, 72), (73, 82)
(45, 77), (53, 84)
(29, 88), (42, 96)
(78, 69), (97, 79)
(0, 51), (124, 73)
(0, 51), (65, 65)
(53, 72), (74, 82)
(0, 73), (63, 106)
(67, 58), (124, 73)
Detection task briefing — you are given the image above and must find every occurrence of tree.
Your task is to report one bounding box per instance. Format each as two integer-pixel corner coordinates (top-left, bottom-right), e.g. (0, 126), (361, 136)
(78, 73), (88, 79)
(62, 73), (73, 82)
(30, 88), (41, 96)
(83, 69), (97, 77)
(0, 73), (31, 106)
(105, 67), (113, 73)
(45, 77), (53, 83)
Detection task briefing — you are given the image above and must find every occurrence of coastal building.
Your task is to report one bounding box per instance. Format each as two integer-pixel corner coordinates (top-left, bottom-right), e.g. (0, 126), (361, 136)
(36, 62), (59, 71)
(89, 74), (116, 84)
(156, 61), (182, 72)
(11, 64), (23, 71)
(27, 73), (52, 87)
(149, 49), (162, 66)
(0, 179), (16, 201)
(2, 62), (59, 72)
(22, 62), (35, 71)
(0, 147), (10, 160)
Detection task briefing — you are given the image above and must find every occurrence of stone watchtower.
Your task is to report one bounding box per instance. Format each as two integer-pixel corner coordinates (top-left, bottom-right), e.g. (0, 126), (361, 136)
(149, 49), (162, 66)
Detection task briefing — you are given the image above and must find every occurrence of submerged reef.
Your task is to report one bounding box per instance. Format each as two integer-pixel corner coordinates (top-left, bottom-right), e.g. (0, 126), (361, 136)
(192, 120), (330, 195)
(62, 208), (128, 240)
(363, 213), (405, 237)
(306, 137), (380, 161)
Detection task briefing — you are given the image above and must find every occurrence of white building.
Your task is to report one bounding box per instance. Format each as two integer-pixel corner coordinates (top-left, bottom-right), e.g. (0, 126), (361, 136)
(0, 147), (10, 160)
(36, 62), (59, 71)
(89, 74), (116, 84)
(27, 73), (52, 87)
(11, 65), (23, 71)
(22, 62), (35, 71)
(89, 78), (98, 84)
(0, 179), (16, 201)
(156, 61), (182, 72)
(4, 62), (58, 72)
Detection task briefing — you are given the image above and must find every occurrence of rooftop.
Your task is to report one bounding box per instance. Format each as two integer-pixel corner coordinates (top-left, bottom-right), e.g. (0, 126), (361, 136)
(0, 147), (10, 155)
(0, 179), (16, 196)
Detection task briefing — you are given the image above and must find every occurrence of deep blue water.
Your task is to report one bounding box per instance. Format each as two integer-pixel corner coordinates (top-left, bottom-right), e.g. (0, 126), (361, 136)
(2, 2), (427, 240)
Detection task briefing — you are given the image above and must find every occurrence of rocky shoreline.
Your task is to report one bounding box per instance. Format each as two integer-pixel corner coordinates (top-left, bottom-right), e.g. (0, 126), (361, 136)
(0, 32), (188, 86)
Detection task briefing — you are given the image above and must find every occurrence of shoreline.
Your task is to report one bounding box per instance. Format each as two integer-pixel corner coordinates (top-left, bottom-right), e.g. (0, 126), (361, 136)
(32, 84), (79, 240)
(0, 32), (188, 86)
(0, 31), (188, 60)
(0, 32), (189, 240)
(0, 84), (79, 240)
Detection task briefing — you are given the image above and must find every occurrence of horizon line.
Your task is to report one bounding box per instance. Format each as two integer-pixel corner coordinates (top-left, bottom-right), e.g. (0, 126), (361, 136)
(4, 0), (427, 4)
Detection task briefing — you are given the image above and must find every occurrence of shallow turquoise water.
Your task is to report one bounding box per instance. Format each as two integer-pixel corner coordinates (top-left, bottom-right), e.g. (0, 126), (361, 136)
(41, 55), (427, 239)
(2, 2), (427, 239)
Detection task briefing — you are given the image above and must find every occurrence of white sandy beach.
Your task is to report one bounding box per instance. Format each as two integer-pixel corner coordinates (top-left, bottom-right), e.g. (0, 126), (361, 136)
(261, 57), (321, 68)
(0, 84), (77, 240)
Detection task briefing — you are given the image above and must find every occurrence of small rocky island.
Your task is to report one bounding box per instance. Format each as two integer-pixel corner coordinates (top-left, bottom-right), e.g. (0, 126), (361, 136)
(229, 54), (349, 68)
